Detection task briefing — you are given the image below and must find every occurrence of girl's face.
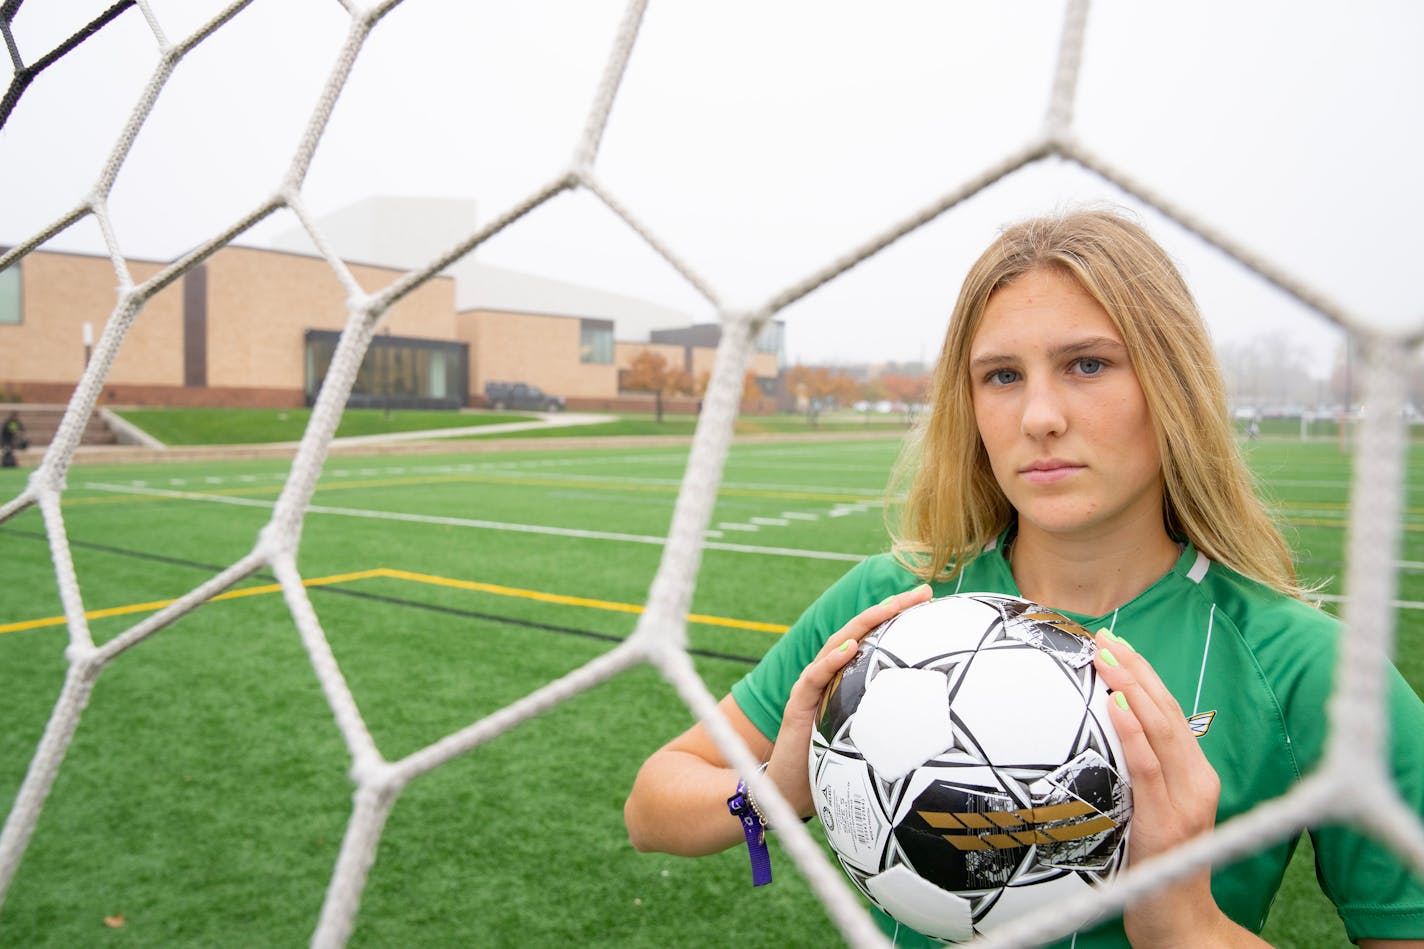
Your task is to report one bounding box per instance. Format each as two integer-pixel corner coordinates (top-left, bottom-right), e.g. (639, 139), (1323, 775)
(968, 268), (1164, 545)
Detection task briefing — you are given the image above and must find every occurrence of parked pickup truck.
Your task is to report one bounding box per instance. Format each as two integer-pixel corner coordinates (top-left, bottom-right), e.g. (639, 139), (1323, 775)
(484, 381), (566, 412)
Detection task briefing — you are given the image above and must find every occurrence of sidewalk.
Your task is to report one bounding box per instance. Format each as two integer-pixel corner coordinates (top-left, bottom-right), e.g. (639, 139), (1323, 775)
(324, 411), (618, 446)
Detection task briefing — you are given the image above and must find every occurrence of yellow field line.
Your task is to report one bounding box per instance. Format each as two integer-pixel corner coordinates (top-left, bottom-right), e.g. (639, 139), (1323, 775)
(374, 568), (789, 633)
(0, 569), (390, 635)
(0, 567), (789, 636)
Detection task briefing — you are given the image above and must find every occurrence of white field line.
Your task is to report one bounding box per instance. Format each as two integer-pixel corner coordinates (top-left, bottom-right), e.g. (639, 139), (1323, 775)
(130, 466), (886, 500)
(82, 483), (866, 563)
(73, 484), (1424, 607)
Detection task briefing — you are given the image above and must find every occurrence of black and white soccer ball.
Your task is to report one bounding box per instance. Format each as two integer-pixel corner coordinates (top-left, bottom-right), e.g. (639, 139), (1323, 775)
(809, 592), (1132, 943)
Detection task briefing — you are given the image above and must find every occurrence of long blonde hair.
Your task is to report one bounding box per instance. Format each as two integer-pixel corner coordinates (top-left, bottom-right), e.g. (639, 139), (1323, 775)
(890, 208), (1303, 599)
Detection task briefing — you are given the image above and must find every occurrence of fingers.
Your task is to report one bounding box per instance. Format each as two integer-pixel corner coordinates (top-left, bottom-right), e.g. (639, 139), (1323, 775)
(1092, 629), (1219, 818)
(789, 584), (934, 714)
(817, 583), (935, 660)
(773, 583), (935, 814)
(1090, 630), (1225, 941)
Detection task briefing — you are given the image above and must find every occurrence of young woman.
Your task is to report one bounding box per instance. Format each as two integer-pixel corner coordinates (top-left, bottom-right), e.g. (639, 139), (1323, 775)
(623, 209), (1424, 947)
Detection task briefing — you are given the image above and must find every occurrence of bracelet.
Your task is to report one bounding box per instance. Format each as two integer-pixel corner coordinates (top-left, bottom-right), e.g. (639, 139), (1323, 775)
(745, 761), (772, 830)
(726, 766), (772, 887)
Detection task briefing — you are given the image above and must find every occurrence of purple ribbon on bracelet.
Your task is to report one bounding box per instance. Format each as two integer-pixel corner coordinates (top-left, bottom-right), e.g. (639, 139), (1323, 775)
(726, 779), (772, 886)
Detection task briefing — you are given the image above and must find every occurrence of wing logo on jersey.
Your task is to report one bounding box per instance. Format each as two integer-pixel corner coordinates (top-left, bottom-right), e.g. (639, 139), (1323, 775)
(1187, 710), (1216, 738)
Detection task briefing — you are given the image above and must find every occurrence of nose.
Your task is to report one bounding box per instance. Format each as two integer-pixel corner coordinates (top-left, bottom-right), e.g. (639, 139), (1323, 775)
(1020, 377), (1067, 439)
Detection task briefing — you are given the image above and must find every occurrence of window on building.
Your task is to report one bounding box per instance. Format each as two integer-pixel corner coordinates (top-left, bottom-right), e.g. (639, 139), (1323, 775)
(0, 261), (20, 325)
(755, 320), (784, 357)
(304, 330), (468, 410)
(580, 319), (614, 364)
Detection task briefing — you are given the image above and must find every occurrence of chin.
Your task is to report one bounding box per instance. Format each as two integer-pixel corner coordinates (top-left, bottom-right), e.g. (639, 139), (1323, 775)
(1016, 506), (1105, 538)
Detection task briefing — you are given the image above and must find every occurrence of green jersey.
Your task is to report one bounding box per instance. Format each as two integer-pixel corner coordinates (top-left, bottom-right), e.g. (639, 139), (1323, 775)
(732, 537), (1424, 946)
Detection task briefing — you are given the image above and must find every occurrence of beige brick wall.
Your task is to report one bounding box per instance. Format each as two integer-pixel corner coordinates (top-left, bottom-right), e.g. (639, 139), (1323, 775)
(0, 247), (457, 403)
(748, 350), (778, 382)
(0, 252), (182, 388)
(459, 310), (616, 400)
(204, 247), (456, 390)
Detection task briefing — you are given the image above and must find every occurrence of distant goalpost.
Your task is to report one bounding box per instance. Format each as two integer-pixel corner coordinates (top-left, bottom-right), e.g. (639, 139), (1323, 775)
(2, 2), (1422, 947)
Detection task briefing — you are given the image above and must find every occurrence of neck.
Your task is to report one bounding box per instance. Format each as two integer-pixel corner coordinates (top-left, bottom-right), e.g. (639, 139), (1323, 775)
(1008, 520), (1181, 617)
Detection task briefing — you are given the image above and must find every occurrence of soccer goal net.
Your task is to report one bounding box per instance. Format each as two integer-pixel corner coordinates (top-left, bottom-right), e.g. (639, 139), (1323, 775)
(1, 2), (1420, 947)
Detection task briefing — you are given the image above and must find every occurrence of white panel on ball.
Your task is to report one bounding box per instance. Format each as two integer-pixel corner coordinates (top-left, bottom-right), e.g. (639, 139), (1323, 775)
(950, 647), (1090, 765)
(865, 863), (975, 944)
(871, 598), (1000, 666)
(849, 667), (953, 781)
(811, 753), (893, 874)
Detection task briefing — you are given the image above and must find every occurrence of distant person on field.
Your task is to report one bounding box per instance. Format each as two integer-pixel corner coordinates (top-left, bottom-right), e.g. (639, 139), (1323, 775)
(1, 410), (24, 467)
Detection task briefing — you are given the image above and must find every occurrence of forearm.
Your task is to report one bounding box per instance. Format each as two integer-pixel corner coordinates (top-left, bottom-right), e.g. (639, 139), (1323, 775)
(624, 748), (745, 855)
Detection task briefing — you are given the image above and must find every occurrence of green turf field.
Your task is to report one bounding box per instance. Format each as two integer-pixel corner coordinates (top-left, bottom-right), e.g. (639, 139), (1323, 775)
(0, 434), (1419, 947)
(110, 407), (539, 445)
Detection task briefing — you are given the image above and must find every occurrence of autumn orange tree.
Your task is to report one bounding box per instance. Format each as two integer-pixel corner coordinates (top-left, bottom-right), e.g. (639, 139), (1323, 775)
(784, 364), (861, 426)
(879, 371), (931, 418)
(623, 349), (693, 423)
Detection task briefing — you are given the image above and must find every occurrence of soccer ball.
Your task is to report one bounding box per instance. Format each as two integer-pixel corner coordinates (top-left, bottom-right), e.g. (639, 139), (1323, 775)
(809, 593), (1132, 942)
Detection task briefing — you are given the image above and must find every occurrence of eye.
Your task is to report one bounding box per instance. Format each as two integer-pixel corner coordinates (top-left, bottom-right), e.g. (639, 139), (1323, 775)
(1074, 357), (1105, 376)
(987, 368), (1019, 386)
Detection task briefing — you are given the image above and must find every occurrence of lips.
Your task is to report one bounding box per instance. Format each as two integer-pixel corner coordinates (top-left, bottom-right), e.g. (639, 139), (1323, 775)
(1019, 460), (1083, 484)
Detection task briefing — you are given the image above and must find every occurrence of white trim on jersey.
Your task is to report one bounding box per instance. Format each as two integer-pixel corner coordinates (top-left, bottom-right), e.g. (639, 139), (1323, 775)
(1187, 549), (1211, 584)
(1194, 603), (1217, 716)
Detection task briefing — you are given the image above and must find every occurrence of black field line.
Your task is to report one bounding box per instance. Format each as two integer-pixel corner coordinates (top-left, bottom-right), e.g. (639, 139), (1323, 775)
(0, 527), (760, 665)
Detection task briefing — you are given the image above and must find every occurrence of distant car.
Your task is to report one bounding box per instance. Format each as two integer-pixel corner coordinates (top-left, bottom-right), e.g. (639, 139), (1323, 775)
(484, 381), (565, 412)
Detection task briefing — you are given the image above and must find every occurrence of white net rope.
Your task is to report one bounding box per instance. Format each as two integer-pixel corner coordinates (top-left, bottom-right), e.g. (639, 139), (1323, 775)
(0, 1), (1420, 946)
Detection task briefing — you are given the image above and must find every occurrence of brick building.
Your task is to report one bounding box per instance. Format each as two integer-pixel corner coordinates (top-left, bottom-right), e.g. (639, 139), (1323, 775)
(0, 197), (783, 411)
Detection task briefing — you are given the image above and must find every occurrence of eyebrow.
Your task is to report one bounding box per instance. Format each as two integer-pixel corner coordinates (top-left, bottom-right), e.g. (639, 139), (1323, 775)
(969, 335), (1126, 371)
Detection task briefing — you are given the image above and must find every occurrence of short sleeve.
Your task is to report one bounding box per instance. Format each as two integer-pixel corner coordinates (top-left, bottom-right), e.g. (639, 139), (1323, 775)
(1311, 667), (1424, 941)
(730, 555), (916, 740)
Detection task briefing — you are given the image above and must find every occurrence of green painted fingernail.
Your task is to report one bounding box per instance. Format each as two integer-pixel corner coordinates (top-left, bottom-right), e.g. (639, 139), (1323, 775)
(1114, 692), (1129, 711)
(837, 640), (854, 653)
(1099, 648), (1119, 668)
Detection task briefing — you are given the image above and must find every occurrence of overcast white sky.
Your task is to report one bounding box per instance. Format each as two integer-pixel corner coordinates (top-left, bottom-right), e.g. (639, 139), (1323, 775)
(3, 1), (1421, 374)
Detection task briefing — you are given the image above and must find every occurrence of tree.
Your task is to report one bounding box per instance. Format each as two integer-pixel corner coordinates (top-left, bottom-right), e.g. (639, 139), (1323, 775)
(623, 349), (693, 423)
(784, 364), (861, 426)
(879, 371), (931, 421)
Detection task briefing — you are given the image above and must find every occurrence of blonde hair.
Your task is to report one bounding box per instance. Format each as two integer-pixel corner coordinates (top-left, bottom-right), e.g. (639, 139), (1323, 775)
(889, 207), (1304, 599)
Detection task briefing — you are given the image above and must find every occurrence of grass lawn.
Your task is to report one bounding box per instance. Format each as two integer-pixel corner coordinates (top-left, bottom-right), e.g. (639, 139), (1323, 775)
(0, 433), (1418, 947)
(112, 407), (536, 445)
